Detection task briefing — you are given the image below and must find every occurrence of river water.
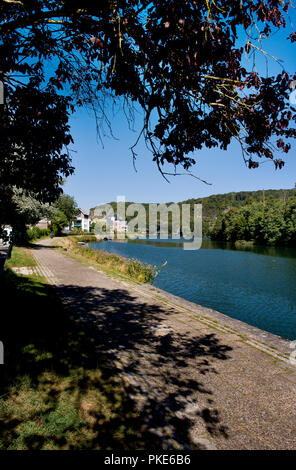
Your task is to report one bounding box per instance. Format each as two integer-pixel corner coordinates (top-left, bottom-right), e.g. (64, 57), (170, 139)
(89, 239), (296, 340)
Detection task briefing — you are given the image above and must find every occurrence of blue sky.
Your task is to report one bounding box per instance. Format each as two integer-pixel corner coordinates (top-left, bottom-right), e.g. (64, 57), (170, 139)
(64, 18), (296, 210)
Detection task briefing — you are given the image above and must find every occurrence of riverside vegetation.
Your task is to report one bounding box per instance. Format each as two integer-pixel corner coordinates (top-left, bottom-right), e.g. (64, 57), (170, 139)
(208, 196), (296, 246)
(57, 236), (158, 284)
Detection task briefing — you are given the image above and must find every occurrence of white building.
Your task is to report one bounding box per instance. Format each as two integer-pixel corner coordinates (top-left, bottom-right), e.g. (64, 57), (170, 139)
(105, 215), (127, 233)
(113, 216), (128, 233)
(73, 209), (91, 232)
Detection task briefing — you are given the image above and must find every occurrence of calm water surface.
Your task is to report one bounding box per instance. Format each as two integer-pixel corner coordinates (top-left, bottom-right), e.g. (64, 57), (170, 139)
(89, 239), (296, 340)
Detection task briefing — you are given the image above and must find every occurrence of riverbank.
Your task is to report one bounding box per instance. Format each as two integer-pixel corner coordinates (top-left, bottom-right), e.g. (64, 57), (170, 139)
(87, 237), (296, 340)
(55, 236), (158, 284)
(55, 238), (292, 358)
(24, 238), (296, 449)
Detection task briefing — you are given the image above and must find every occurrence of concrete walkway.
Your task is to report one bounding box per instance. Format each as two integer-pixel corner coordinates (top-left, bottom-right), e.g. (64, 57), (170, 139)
(31, 238), (296, 450)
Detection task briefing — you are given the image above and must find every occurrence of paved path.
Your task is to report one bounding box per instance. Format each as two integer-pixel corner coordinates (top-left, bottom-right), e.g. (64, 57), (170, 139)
(31, 238), (296, 450)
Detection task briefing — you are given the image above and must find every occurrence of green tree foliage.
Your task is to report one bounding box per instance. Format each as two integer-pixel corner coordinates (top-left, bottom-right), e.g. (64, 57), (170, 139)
(50, 210), (68, 236)
(283, 197), (296, 245)
(26, 227), (51, 242)
(0, 187), (54, 243)
(49, 194), (80, 235)
(181, 189), (296, 219)
(210, 196), (296, 246)
(10, 188), (53, 226)
(53, 194), (79, 229)
(0, 190), (79, 242)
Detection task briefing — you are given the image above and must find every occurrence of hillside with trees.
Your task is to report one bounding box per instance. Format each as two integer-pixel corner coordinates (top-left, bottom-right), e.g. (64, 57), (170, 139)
(182, 188), (296, 245)
(209, 196), (296, 246)
(180, 189), (296, 219)
(90, 188), (296, 246)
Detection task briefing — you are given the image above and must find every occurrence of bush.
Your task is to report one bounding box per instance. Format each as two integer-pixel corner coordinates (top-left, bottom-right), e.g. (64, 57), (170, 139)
(26, 227), (50, 242)
(12, 226), (50, 245)
(63, 237), (158, 283)
(234, 240), (255, 249)
(69, 235), (98, 243)
(50, 210), (68, 236)
(72, 228), (84, 235)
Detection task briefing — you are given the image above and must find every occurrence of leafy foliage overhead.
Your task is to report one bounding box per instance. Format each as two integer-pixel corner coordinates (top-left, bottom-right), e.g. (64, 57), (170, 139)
(1, 0), (296, 194)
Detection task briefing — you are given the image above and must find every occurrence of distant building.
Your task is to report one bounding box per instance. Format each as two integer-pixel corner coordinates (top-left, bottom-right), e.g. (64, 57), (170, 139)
(113, 215), (128, 233)
(103, 215), (127, 233)
(35, 218), (50, 230)
(95, 215), (128, 235)
(73, 209), (91, 232)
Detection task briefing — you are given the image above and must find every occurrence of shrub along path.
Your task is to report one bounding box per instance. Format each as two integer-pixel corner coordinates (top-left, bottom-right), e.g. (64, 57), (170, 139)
(31, 238), (296, 450)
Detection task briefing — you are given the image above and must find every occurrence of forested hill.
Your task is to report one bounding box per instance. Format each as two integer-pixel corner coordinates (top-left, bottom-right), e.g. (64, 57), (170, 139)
(180, 189), (295, 219)
(90, 188), (296, 246)
(90, 189), (295, 220)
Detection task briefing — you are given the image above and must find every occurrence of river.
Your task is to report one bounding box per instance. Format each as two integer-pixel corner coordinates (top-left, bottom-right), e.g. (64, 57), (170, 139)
(89, 239), (296, 340)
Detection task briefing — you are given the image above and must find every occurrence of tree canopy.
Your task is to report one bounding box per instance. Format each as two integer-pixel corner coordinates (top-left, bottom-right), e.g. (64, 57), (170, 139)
(0, 188), (78, 241)
(1, 0), (296, 202)
(50, 208), (68, 235)
(209, 196), (296, 246)
(53, 193), (80, 227)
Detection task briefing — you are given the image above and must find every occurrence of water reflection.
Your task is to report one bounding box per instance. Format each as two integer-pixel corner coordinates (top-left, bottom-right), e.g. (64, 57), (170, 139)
(126, 238), (296, 259)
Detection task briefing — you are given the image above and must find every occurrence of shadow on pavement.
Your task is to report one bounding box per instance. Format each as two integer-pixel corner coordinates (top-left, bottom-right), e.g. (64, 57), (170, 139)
(0, 266), (232, 449)
(56, 282), (233, 448)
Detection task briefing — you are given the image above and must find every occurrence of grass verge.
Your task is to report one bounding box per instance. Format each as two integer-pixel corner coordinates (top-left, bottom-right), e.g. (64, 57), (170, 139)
(5, 246), (37, 269)
(0, 247), (149, 450)
(56, 236), (158, 284)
